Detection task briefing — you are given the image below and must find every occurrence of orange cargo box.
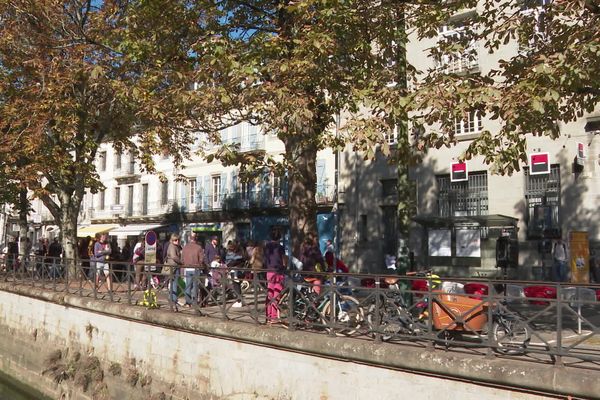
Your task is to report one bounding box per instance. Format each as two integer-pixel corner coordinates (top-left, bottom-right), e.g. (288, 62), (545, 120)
(432, 292), (488, 331)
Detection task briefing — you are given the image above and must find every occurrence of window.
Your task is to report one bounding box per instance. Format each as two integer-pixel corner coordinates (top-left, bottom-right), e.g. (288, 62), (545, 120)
(126, 185), (134, 216)
(128, 153), (135, 174)
(114, 150), (122, 170)
(99, 190), (105, 211)
(142, 184), (149, 215)
(522, 0), (552, 9)
(525, 165), (560, 238)
(381, 179), (398, 198)
(384, 126), (398, 145)
(114, 187), (121, 206)
(437, 171), (488, 217)
(189, 179), (197, 205)
(381, 206), (398, 255)
(161, 181), (169, 206)
(437, 22), (479, 74)
(453, 110), (482, 136)
(518, 1), (550, 53)
(212, 176), (221, 208)
(358, 214), (368, 242)
(240, 178), (251, 204)
(98, 151), (107, 171)
(273, 174), (287, 201)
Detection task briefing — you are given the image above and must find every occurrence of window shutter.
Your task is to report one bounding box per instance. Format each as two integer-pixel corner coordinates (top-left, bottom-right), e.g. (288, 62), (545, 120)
(203, 176), (211, 210)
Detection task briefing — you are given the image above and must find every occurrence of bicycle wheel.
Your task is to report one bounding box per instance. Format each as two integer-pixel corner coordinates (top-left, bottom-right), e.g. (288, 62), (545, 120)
(492, 318), (531, 355)
(322, 295), (364, 336)
(276, 289), (290, 320)
(276, 288), (311, 326)
(366, 300), (415, 341)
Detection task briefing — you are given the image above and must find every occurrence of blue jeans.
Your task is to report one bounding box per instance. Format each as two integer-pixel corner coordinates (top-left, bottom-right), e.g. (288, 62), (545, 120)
(553, 260), (568, 282)
(184, 269), (200, 305)
(169, 269), (181, 303)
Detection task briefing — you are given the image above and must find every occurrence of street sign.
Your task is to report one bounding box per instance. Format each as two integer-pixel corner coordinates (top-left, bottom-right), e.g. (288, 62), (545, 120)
(576, 142), (586, 167)
(528, 152), (550, 175)
(569, 231), (589, 284)
(450, 161), (468, 182)
(145, 230), (157, 264)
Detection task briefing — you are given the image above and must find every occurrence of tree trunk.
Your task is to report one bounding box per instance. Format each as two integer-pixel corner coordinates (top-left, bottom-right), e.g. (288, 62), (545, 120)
(18, 189), (29, 262)
(58, 191), (81, 279)
(394, 5), (415, 274)
(285, 136), (318, 257)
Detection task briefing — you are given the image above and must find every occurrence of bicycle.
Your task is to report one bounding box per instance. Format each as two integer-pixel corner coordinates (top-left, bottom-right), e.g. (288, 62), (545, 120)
(276, 275), (364, 336)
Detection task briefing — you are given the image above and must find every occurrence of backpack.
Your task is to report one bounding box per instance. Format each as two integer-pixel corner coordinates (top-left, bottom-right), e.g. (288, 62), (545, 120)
(134, 244), (145, 262)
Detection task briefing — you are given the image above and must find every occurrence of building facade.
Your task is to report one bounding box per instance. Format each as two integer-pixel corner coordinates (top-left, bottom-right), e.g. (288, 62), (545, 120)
(406, 0), (600, 279)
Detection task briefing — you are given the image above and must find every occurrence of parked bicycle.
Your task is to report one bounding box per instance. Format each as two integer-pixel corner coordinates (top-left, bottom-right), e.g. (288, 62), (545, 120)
(277, 274), (364, 336)
(366, 270), (532, 354)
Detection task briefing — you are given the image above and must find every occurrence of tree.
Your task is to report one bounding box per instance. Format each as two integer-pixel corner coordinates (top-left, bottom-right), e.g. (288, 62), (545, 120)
(185, 0), (600, 259)
(185, 0), (408, 254)
(371, 0), (600, 175)
(0, 0), (201, 272)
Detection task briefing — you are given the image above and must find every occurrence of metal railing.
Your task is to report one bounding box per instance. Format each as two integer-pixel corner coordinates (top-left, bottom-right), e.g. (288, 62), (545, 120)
(2, 255), (599, 366)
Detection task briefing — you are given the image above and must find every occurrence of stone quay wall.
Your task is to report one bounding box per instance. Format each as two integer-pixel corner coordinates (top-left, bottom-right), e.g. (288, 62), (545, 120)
(0, 283), (595, 400)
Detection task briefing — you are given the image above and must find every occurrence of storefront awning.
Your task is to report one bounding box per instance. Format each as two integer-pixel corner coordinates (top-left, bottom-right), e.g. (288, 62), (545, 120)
(110, 223), (166, 238)
(189, 223), (221, 232)
(77, 224), (120, 237)
(413, 214), (518, 228)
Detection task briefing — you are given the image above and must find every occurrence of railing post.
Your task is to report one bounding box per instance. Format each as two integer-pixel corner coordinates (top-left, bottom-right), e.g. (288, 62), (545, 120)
(127, 262), (133, 306)
(485, 277), (494, 358)
(426, 276), (434, 347)
(374, 277), (382, 343)
(287, 273), (295, 331)
(328, 273), (337, 336)
(252, 269), (259, 324)
(555, 283), (563, 366)
(221, 269), (228, 320)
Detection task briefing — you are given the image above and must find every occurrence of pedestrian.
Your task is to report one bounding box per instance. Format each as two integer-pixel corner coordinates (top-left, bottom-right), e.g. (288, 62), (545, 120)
(180, 232), (205, 308)
(78, 236), (91, 279)
(264, 228), (286, 324)
(48, 237), (63, 277)
(6, 236), (18, 271)
(94, 233), (113, 291)
(132, 235), (146, 289)
(226, 241), (246, 308)
(163, 233), (183, 306)
(325, 239), (334, 255)
(300, 231), (325, 294)
(204, 235), (220, 267)
(88, 233), (101, 280)
(552, 238), (568, 282)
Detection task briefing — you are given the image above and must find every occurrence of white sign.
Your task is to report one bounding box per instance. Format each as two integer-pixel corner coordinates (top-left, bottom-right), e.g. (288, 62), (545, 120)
(456, 228), (481, 257)
(428, 229), (452, 257)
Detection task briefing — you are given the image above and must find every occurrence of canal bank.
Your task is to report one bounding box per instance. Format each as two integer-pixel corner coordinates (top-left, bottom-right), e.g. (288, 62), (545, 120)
(0, 370), (51, 400)
(0, 282), (596, 400)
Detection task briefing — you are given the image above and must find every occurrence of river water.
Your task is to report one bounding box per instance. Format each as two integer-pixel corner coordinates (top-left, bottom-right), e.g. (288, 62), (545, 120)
(0, 371), (51, 400)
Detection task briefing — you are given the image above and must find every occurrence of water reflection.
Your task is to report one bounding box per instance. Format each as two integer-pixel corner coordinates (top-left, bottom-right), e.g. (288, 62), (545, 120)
(0, 371), (51, 400)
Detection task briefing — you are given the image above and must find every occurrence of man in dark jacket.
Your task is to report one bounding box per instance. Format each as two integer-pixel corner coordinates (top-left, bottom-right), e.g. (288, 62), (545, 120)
(182, 232), (206, 306)
(204, 235), (219, 266)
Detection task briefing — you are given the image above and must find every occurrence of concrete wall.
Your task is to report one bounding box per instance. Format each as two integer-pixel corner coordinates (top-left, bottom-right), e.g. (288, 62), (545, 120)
(2, 285), (598, 399)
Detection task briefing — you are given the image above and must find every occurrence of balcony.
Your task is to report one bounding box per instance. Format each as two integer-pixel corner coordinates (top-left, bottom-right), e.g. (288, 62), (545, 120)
(221, 136), (266, 153)
(440, 49), (479, 74)
(87, 185), (338, 221)
(89, 200), (182, 221)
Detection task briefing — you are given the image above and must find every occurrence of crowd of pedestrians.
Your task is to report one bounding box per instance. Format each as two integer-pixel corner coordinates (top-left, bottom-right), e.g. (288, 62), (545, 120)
(2, 229), (351, 322)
